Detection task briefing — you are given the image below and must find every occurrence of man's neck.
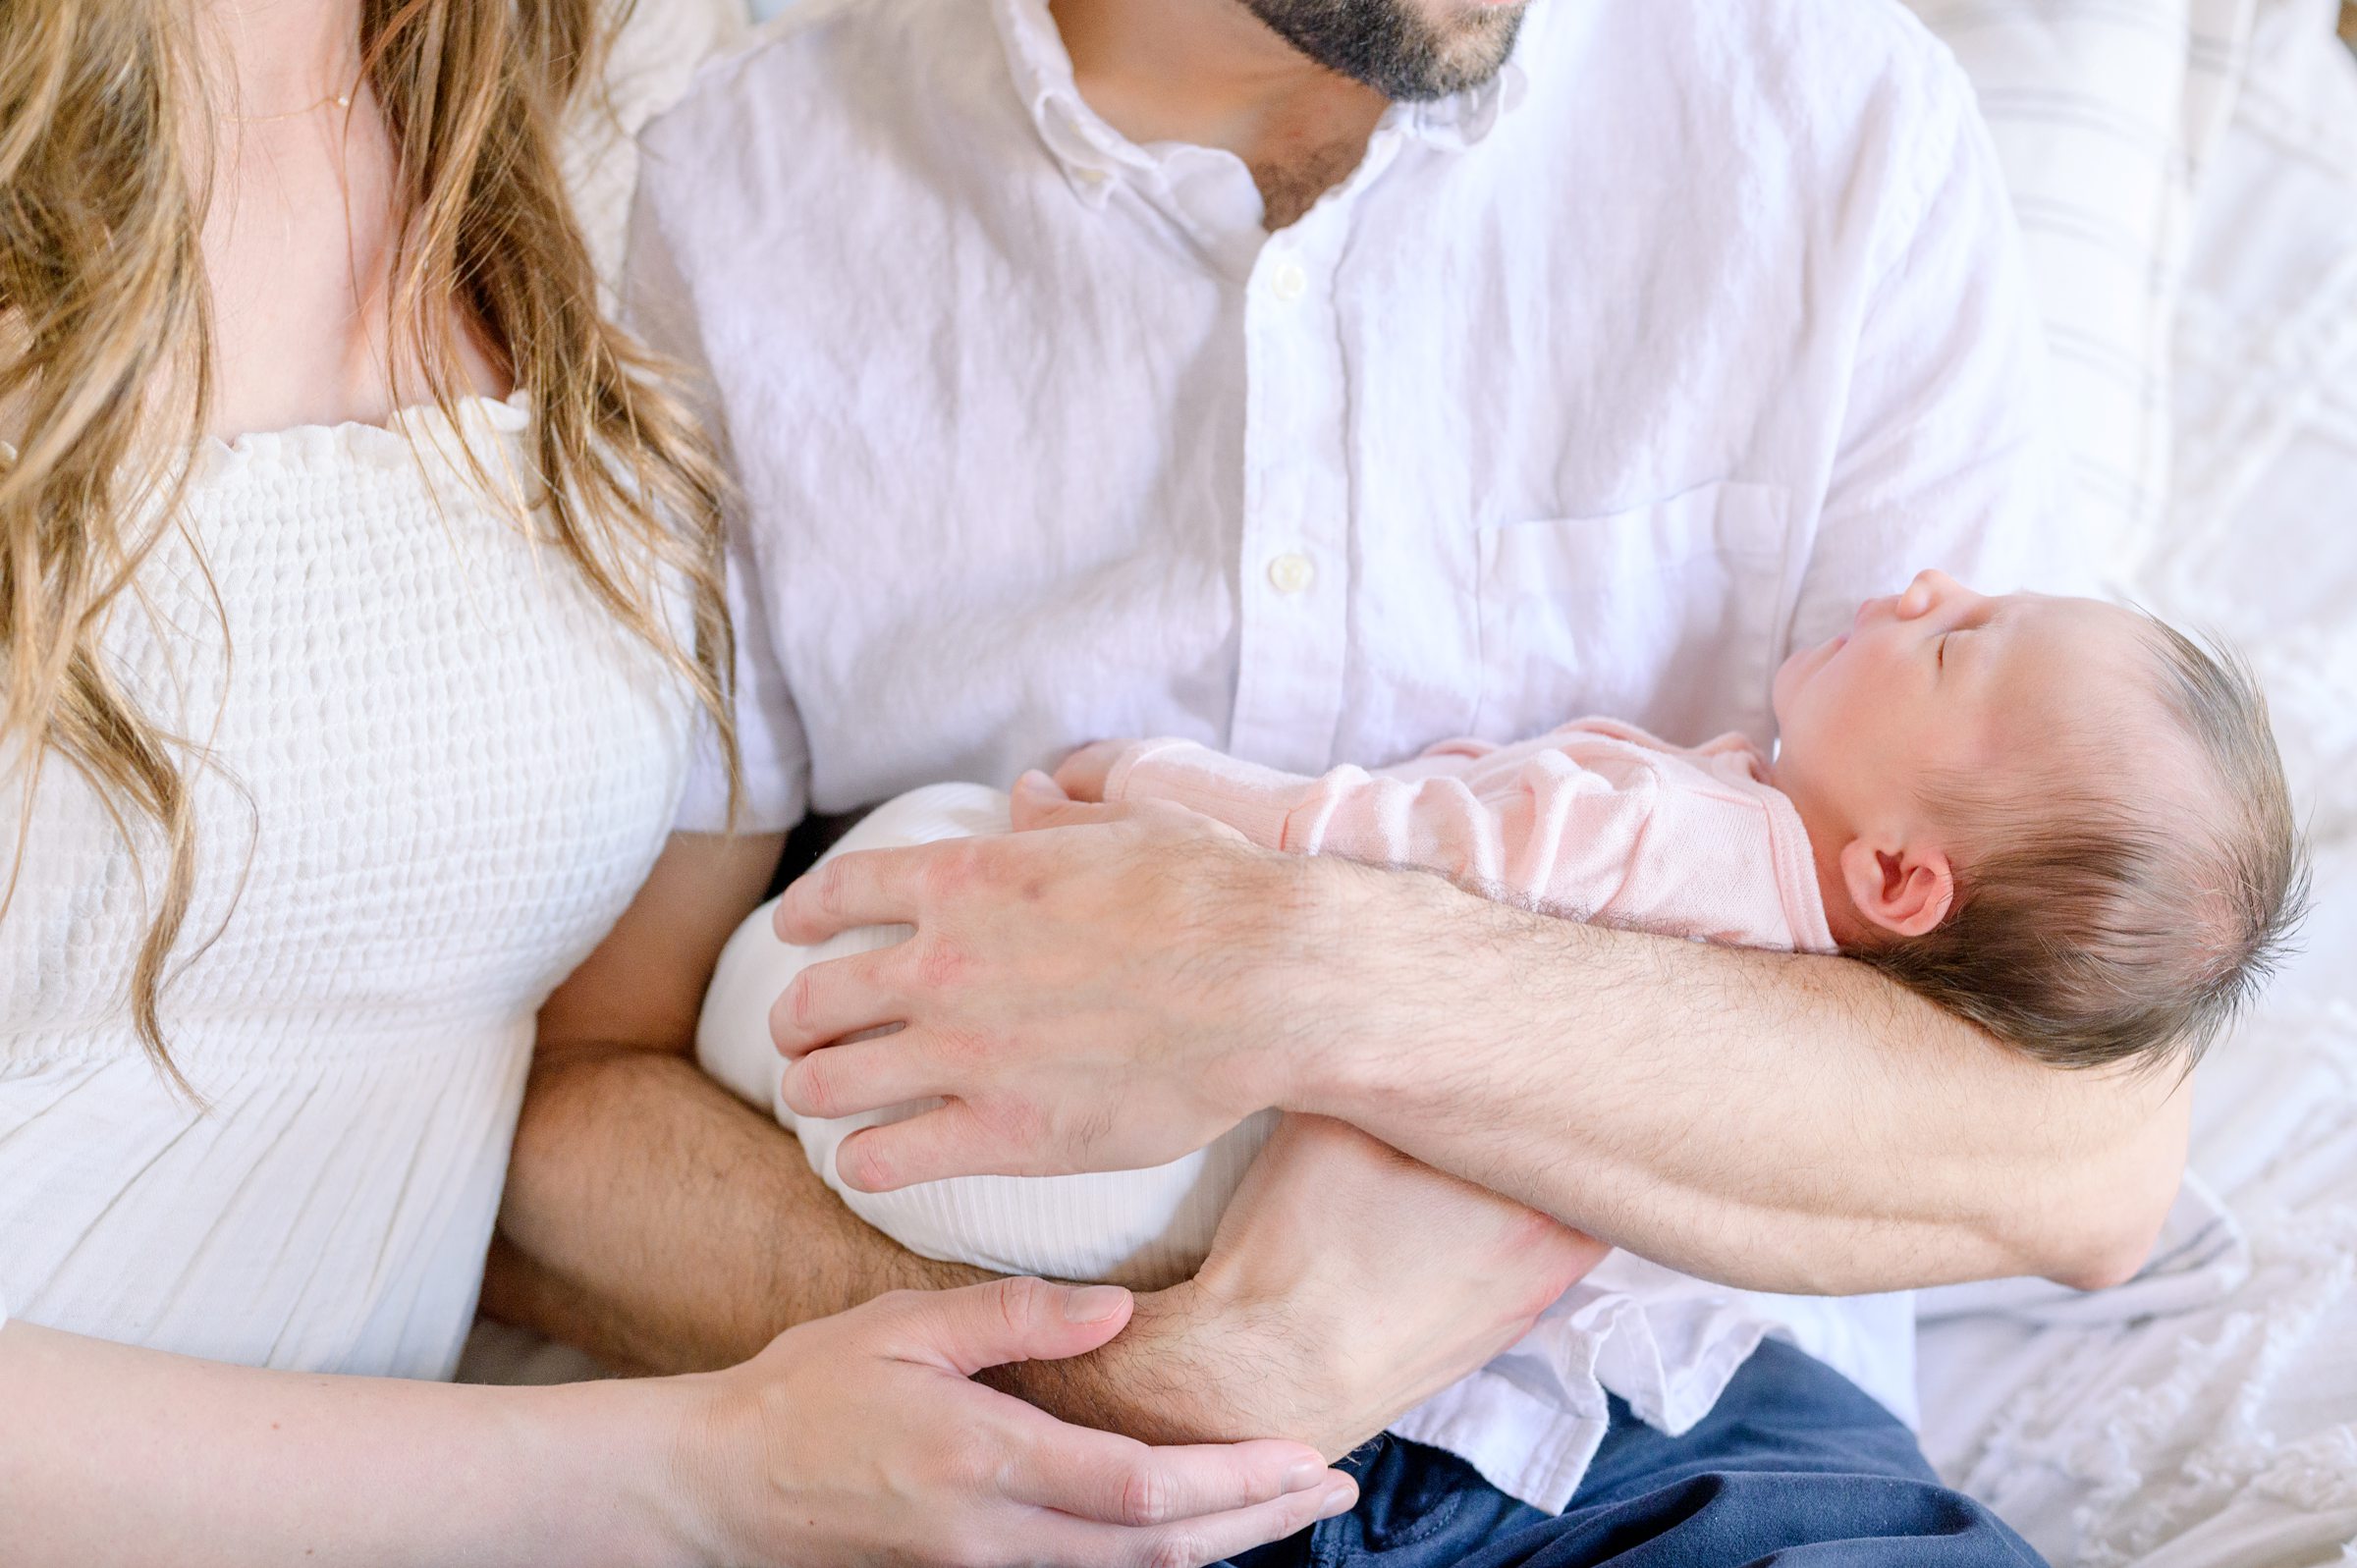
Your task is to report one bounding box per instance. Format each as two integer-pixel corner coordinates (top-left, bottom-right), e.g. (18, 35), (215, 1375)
(1049, 0), (1391, 229)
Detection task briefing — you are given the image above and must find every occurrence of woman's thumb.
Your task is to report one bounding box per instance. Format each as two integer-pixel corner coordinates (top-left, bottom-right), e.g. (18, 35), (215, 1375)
(893, 1277), (1135, 1377)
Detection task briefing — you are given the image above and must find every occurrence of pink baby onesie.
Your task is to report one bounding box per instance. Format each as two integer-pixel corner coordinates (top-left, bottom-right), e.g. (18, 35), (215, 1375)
(1105, 719), (1837, 955)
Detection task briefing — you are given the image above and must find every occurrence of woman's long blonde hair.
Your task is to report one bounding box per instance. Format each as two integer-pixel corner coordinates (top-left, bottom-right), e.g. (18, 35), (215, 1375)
(0, 0), (735, 1094)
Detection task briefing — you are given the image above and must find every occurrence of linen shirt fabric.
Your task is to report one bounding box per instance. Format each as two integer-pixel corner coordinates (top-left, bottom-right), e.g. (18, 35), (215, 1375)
(637, 0), (2081, 1513)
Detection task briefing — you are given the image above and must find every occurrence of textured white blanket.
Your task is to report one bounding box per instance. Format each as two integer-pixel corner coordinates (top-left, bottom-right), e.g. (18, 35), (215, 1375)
(1916, 5), (2357, 1562)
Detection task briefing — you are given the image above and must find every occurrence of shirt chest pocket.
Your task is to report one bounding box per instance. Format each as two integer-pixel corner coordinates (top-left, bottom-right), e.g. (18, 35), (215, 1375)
(1472, 481), (1799, 749)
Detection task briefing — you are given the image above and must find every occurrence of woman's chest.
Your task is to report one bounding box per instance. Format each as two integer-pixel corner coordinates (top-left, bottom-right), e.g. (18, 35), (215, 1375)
(2, 456), (692, 1048)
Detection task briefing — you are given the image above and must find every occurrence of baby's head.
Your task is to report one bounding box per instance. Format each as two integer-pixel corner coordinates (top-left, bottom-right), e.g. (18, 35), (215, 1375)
(1771, 569), (2307, 1070)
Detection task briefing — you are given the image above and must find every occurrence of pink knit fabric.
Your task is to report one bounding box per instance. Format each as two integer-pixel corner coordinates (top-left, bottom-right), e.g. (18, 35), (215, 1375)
(1106, 719), (1836, 955)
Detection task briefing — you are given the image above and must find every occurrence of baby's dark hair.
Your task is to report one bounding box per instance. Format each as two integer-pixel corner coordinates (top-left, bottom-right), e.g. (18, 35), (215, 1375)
(1854, 616), (2308, 1071)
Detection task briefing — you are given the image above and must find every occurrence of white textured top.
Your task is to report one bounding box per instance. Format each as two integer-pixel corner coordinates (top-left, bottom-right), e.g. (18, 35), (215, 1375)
(0, 397), (691, 1378)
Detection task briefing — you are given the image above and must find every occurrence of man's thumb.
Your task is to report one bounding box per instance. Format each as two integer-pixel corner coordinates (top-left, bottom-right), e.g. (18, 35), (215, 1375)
(893, 1277), (1134, 1377)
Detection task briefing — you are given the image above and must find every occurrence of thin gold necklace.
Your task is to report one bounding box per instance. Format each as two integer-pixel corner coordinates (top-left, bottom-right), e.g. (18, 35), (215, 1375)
(224, 81), (359, 125)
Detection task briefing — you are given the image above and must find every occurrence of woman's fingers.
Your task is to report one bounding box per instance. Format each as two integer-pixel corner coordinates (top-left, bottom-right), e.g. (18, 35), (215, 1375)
(860, 1282), (1355, 1553)
(1119, 1486), (1356, 1566)
(1023, 1484), (1355, 1568)
(868, 1276), (1136, 1377)
(1003, 1423), (1348, 1530)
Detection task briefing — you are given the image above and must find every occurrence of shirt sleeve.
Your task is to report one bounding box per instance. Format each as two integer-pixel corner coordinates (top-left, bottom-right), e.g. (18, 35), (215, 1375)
(624, 173), (810, 835)
(1788, 48), (2097, 662)
(1107, 735), (1653, 911)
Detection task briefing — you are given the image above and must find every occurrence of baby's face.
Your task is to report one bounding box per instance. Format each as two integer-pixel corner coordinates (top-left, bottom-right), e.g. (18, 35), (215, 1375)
(1771, 570), (2146, 842)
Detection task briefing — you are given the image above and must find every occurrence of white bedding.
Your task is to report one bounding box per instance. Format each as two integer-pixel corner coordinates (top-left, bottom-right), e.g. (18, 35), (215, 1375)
(1916, 5), (2357, 1562)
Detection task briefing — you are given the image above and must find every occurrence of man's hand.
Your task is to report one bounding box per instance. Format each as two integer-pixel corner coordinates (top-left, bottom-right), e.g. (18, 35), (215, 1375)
(999, 1116), (1607, 1460)
(771, 777), (1311, 1192)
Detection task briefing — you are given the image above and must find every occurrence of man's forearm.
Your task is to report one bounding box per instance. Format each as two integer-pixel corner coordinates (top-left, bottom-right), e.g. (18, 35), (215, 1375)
(1284, 859), (2186, 1296)
(487, 1044), (986, 1373)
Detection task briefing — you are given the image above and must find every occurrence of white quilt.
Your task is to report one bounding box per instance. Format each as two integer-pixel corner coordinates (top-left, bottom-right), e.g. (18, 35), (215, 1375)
(1915, 5), (2357, 1563)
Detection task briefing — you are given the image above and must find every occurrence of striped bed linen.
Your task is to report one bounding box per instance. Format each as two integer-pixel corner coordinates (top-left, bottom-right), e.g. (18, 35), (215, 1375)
(1901, 0), (2259, 579)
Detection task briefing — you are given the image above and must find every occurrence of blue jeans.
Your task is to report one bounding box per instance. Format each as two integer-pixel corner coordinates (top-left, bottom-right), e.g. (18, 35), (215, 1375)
(1224, 1341), (2045, 1567)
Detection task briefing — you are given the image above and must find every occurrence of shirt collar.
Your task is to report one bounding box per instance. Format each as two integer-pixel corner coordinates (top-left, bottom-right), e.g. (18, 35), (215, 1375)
(991, 0), (1152, 207)
(990, 0), (1531, 208)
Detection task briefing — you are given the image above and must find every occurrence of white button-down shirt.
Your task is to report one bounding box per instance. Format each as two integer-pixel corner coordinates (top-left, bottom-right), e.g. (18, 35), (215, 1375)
(637, 0), (2078, 1512)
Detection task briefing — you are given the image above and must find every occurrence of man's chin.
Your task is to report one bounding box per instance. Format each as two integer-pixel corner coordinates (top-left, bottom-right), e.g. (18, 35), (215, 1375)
(1244, 0), (1526, 103)
(1402, 8), (1526, 99)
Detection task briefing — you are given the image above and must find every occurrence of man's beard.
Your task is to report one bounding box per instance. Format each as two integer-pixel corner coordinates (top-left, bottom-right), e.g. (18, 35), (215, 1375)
(1240, 0), (1525, 102)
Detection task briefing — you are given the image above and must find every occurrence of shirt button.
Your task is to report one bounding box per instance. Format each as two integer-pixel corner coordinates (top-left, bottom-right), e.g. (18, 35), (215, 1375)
(1267, 553), (1316, 595)
(1268, 260), (1308, 303)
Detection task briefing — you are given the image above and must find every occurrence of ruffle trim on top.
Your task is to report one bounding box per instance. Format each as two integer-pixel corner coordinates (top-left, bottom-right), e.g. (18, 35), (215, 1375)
(190, 391), (531, 487)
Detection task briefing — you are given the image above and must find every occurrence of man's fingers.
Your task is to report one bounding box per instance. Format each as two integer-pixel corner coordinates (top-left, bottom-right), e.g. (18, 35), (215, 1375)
(781, 1035), (944, 1120)
(875, 1276), (1134, 1377)
(1007, 1426), (1346, 1530)
(835, 1101), (1024, 1191)
(774, 845), (933, 945)
(769, 946), (907, 1060)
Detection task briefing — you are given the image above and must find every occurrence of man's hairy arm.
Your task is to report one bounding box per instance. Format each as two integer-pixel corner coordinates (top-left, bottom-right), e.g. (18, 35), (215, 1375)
(1292, 859), (2187, 1294)
(773, 792), (2185, 1295)
(484, 832), (979, 1374)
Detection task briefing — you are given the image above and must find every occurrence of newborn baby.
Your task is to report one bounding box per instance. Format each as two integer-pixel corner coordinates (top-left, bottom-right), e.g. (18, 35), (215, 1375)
(697, 569), (2306, 1291)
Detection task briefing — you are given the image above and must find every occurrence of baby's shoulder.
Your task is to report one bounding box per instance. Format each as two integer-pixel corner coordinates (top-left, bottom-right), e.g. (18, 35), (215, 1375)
(1592, 735), (1823, 950)
(1544, 721), (1770, 782)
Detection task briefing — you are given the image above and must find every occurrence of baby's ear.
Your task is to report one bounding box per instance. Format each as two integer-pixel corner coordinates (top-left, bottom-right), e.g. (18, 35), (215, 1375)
(1839, 838), (1956, 940)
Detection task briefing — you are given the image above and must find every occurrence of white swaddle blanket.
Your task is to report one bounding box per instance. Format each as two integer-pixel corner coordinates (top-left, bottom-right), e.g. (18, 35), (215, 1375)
(697, 783), (1278, 1288)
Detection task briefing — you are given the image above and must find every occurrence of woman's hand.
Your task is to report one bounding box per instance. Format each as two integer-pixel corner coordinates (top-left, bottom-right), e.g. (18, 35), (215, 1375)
(673, 1276), (1356, 1568)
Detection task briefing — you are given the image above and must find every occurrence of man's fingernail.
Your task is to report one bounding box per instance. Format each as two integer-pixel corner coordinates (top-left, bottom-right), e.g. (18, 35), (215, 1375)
(1318, 1485), (1355, 1519)
(1015, 770), (1051, 792)
(1284, 1463), (1324, 1494)
(1064, 1285), (1129, 1323)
